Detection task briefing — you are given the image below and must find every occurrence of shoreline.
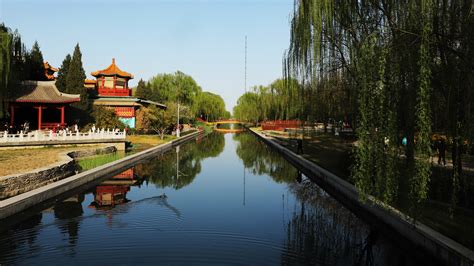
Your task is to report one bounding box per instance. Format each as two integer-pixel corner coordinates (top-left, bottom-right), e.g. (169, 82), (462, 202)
(0, 130), (202, 220)
(249, 127), (474, 265)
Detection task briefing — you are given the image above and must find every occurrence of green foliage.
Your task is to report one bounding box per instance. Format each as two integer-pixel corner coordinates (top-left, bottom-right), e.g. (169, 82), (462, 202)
(146, 71), (229, 121)
(233, 78), (303, 124)
(281, 0), (474, 212)
(66, 44), (88, 111)
(0, 28), (11, 119)
(25, 41), (44, 80)
(56, 54), (71, 93)
(78, 152), (125, 171)
(135, 78), (152, 99)
(148, 71), (201, 106)
(88, 106), (125, 130)
(138, 105), (176, 139)
(0, 25), (26, 120)
(194, 91), (227, 121)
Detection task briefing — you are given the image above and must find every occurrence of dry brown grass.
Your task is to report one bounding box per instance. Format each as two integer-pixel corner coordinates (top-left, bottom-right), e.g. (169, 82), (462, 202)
(0, 146), (103, 177)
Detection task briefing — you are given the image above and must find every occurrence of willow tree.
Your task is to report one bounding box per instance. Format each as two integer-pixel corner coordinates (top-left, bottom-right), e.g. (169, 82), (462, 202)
(283, 0), (442, 210)
(0, 28), (11, 120)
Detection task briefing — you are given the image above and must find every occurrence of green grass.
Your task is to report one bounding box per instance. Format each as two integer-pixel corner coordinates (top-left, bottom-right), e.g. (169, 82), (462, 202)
(77, 151), (127, 171)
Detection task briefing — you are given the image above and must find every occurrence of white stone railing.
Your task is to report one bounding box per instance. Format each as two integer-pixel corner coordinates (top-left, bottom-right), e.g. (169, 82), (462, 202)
(0, 128), (126, 143)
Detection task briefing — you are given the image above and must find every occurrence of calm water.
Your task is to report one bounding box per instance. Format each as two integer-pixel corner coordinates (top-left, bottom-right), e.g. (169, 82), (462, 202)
(0, 132), (428, 265)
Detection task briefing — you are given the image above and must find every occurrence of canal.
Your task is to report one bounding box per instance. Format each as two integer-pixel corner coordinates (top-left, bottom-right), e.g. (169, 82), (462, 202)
(0, 132), (431, 265)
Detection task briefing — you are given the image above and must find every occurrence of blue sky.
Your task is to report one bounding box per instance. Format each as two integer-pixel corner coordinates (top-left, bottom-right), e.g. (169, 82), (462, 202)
(0, 0), (293, 111)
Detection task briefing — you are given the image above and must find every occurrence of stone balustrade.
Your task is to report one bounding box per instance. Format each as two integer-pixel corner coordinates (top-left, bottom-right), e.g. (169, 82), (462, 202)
(0, 128), (126, 143)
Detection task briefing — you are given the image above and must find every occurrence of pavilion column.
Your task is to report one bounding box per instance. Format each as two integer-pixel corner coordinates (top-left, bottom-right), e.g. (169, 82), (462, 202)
(34, 106), (43, 130)
(57, 106), (65, 125)
(10, 104), (15, 126)
(38, 106), (42, 130)
(61, 106), (65, 125)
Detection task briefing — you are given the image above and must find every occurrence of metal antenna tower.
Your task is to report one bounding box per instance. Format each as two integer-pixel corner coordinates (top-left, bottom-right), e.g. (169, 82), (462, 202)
(245, 35), (247, 93)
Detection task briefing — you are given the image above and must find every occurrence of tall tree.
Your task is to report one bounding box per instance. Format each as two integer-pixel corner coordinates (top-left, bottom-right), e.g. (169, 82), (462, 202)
(0, 26), (12, 119)
(26, 41), (44, 80)
(282, 0), (473, 213)
(135, 78), (151, 99)
(66, 44), (88, 110)
(56, 54), (71, 93)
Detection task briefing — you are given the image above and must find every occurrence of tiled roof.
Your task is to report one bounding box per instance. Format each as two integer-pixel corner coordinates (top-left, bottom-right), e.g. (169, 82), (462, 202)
(92, 97), (167, 109)
(91, 58), (134, 79)
(11, 81), (81, 103)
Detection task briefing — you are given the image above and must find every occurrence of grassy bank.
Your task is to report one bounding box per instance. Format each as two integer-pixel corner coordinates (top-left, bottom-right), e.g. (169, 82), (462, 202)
(0, 145), (105, 177)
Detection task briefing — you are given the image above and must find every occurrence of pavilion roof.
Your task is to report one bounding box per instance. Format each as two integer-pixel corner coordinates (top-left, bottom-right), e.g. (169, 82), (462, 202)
(11, 81), (81, 104)
(91, 58), (134, 79)
(44, 61), (58, 80)
(44, 61), (58, 72)
(92, 97), (167, 109)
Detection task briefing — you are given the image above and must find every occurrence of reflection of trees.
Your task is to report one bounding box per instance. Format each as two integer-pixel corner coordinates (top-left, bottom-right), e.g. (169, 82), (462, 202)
(0, 213), (43, 263)
(136, 133), (225, 189)
(233, 133), (296, 183)
(195, 132), (225, 159)
(54, 194), (84, 253)
(215, 123), (243, 130)
(282, 181), (414, 265)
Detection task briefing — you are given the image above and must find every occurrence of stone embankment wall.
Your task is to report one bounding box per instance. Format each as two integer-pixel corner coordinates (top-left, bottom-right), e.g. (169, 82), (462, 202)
(0, 146), (117, 200)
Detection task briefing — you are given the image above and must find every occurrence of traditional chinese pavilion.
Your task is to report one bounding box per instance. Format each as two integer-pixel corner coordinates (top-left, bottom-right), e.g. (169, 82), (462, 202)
(86, 58), (166, 128)
(9, 80), (80, 130)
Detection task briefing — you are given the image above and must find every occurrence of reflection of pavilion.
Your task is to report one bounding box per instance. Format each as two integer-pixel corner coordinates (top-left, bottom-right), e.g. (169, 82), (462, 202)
(89, 168), (139, 210)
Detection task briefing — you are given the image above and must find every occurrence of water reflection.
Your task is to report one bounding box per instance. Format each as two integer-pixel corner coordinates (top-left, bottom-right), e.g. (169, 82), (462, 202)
(88, 169), (137, 210)
(0, 213), (42, 262)
(53, 194), (84, 256)
(233, 132), (297, 183)
(0, 132), (430, 265)
(282, 179), (417, 265)
(137, 132), (225, 189)
(215, 123), (245, 133)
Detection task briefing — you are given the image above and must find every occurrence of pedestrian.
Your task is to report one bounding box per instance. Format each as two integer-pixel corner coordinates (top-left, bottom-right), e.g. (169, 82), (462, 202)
(296, 137), (303, 154)
(438, 137), (446, 166)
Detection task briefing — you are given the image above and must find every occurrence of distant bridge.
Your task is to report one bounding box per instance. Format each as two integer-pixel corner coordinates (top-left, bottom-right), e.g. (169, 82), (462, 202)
(213, 120), (244, 133)
(214, 119), (241, 125)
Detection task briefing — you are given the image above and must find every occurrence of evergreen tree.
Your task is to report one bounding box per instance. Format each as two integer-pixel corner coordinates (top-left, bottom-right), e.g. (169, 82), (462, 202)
(66, 43), (88, 110)
(135, 79), (151, 99)
(56, 54), (71, 92)
(26, 41), (44, 80)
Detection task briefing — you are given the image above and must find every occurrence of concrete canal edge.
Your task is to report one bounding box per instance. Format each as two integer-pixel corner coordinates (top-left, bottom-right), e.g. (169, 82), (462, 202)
(249, 128), (474, 265)
(0, 130), (202, 220)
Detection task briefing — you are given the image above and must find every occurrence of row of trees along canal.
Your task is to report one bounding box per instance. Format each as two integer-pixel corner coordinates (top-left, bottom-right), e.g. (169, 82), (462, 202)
(133, 72), (230, 137)
(234, 1), (473, 220)
(0, 23), (230, 136)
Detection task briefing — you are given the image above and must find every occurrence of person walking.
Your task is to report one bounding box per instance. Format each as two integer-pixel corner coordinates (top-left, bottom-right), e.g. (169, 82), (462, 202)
(296, 137), (303, 154)
(438, 138), (446, 166)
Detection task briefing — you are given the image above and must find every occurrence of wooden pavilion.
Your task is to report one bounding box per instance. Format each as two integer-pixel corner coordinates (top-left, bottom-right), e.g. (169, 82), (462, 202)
(86, 58), (166, 128)
(9, 81), (80, 130)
